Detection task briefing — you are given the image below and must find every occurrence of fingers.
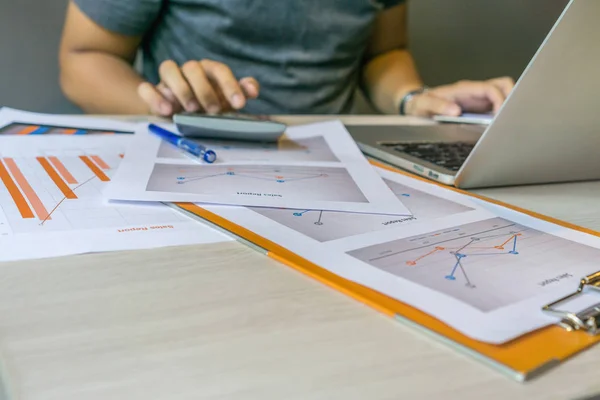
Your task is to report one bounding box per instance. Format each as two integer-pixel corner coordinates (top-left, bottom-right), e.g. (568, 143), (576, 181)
(201, 60), (246, 109)
(181, 61), (221, 114)
(240, 77), (260, 99)
(139, 59), (260, 116)
(137, 82), (174, 117)
(407, 93), (461, 117)
(156, 83), (177, 104)
(477, 82), (505, 113)
(435, 80), (508, 114)
(158, 60), (200, 112)
(488, 76), (515, 97)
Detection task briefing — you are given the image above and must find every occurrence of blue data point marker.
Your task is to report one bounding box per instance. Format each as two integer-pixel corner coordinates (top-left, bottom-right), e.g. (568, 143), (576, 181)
(445, 275), (456, 281)
(277, 180), (284, 183)
(177, 177), (185, 180)
(293, 213), (302, 217)
(226, 172), (235, 176)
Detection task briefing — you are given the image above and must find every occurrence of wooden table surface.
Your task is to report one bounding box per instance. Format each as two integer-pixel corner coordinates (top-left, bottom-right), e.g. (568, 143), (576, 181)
(0, 115), (599, 400)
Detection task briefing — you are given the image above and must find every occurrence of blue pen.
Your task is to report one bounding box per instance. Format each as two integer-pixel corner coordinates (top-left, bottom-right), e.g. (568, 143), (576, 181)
(148, 123), (216, 163)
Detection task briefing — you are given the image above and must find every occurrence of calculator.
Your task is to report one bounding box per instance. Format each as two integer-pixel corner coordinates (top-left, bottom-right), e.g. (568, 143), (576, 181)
(173, 112), (287, 142)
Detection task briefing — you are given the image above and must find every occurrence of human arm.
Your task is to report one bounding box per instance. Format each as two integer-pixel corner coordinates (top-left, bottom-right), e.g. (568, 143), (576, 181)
(361, 3), (515, 117)
(59, 1), (258, 116)
(58, 1), (149, 114)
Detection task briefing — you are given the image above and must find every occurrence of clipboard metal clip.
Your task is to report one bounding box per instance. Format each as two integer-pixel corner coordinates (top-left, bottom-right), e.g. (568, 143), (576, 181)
(542, 271), (600, 335)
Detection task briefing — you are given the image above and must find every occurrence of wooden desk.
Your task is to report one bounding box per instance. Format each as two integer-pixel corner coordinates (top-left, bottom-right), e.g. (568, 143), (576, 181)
(0, 116), (599, 400)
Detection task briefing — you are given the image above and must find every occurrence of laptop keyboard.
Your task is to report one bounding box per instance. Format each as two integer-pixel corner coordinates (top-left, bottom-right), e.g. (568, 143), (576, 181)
(381, 142), (475, 171)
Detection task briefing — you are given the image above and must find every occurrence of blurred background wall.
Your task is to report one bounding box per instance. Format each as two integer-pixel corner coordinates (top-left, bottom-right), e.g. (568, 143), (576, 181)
(0, 0), (570, 114)
(407, 0), (570, 85)
(0, 0), (79, 113)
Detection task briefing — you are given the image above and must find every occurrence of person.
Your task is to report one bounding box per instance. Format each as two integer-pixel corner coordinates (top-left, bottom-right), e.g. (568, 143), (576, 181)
(58, 0), (514, 118)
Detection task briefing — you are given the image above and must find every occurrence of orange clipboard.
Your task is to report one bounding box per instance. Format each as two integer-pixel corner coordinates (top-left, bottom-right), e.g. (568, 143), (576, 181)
(172, 159), (600, 382)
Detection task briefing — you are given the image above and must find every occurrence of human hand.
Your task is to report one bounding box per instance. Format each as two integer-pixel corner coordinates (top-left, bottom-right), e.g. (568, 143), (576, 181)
(137, 59), (260, 117)
(403, 77), (515, 118)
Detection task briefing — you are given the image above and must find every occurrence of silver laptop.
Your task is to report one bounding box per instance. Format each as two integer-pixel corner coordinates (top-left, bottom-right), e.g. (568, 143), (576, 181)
(348, 0), (600, 189)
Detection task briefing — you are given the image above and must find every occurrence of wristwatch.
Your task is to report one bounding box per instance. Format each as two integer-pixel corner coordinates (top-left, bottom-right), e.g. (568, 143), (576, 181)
(398, 86), (428, 115)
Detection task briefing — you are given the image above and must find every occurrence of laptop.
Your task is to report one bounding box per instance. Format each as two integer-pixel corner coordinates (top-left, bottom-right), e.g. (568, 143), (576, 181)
(347, 0), (600, 189)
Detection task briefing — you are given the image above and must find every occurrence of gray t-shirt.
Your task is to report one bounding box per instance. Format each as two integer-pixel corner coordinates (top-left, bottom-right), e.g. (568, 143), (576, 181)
(74, 0), (404, 114)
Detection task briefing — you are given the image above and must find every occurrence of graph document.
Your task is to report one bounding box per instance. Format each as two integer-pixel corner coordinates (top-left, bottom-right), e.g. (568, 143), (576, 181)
(0, 112), (230, 262)
(197, 165), (600, 343)
(146, 164), (368, 203)
(347, 217), (600, 312)
(0, 142), (129, 233)
(157, 135), (340, 163)
(251, 178), (473, 241)
(105, 120), (411, 215)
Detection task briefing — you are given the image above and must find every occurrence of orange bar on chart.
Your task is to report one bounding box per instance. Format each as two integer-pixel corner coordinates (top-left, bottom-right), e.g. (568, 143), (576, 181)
(79, 156), (110, 182)
(0, 159), (34, 218)
(18, 125), (40, 135)
(3, 158), (50, 220)
(36, 157), (77, 199)
(50, 128), (78, 135)
(90, 155), (110, 170)
(48, 156), (78, 184)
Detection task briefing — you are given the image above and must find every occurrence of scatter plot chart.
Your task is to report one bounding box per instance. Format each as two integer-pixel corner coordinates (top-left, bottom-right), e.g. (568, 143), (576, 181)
(157, 136), (339, 162)
(250, 178), (473, 241)
(347, 217), (600, 311)
(146, 164), (369, 203)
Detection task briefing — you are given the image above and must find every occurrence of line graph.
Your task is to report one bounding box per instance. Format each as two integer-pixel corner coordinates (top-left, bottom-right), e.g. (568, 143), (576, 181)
(0, 140), (190, 234)
(48, 156), (78, 184)
(292, 210), (324, 225)
(146, 164), (368, 203)
(347, 217), (600, 311)
(37, 157), (79, 199)
(0, 131), (234, 262)
(176, 168), (328, 185)
(0, 151), (115, 231)
(157, 135), (339, 162)
(250, 178), (473, 242)
(403, 232), (522, 288)
(39, 175), (97, 225)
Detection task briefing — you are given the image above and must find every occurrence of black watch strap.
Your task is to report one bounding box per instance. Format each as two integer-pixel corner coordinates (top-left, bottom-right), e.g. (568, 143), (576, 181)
(399, 86), (428, 115)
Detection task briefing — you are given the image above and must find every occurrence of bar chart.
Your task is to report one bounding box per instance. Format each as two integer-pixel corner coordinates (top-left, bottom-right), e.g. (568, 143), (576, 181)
(0, 122), (132, 135)
(0, 139), (185, 234)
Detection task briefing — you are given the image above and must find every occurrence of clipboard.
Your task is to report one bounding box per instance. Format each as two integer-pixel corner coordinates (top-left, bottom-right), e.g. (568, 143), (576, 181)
(171, 159), (600, 382)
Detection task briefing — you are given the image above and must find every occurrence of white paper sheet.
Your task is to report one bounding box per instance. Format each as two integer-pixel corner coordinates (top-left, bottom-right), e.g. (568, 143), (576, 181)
(433, 112), (494, 125)
(104, 120), (411, 215)
(0, 109), (232, 262)
(191, 167), (600, 344)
